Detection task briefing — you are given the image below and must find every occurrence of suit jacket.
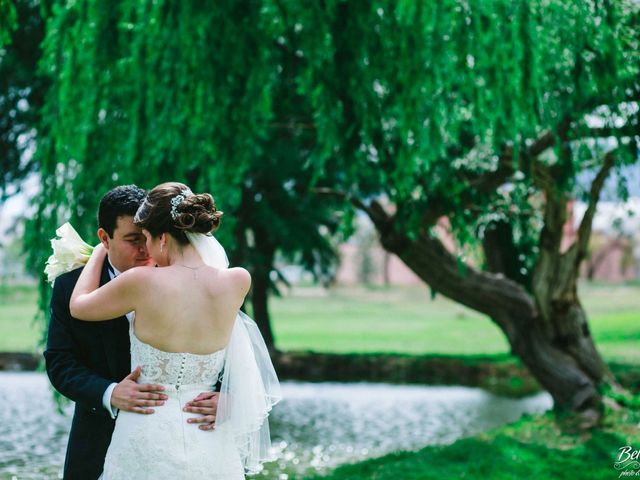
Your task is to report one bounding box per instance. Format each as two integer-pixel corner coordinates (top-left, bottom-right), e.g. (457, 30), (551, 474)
(44, 257), (130, 480)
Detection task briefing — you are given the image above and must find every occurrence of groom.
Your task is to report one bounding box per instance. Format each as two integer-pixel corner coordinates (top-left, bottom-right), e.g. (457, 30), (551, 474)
(45, 185), (220, 480)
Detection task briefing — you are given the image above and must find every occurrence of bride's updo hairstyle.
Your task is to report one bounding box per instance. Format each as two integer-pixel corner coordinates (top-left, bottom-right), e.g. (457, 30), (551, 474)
(134, 182), (223, 245)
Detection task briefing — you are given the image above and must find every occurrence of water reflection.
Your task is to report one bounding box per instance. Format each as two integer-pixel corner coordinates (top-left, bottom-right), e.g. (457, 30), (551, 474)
(0, 373), (552, 479)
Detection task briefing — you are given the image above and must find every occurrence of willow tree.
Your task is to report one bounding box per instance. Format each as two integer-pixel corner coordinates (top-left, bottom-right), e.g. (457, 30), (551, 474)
(30, 0), (639, 427)
(28, 0), (340, 349)
(264, 0), (639, 426)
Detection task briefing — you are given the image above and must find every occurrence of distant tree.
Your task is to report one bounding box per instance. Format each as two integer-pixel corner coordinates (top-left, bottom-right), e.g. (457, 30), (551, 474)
(354, 220), (378, 285)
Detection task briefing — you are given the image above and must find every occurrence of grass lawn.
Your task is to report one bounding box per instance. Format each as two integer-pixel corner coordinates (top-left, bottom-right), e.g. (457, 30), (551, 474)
(0, 284), (43, 351)
(0, 281), (638, 366)
(301, 403), (640, 480)
(269, 282), (640, 365)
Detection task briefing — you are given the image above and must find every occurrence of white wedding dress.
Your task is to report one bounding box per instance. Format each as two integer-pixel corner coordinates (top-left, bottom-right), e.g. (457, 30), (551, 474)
(100, 318), (245, 479)
(99, 231), (281, 480)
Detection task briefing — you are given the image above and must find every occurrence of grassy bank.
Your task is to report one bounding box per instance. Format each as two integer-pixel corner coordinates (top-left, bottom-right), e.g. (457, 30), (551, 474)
(302, 402), (640, 480)
(1, 282), (639, 366)
(0, 284), (42, 351)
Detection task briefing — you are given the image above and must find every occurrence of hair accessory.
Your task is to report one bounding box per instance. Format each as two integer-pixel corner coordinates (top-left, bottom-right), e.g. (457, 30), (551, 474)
(170, 189), (193, 220)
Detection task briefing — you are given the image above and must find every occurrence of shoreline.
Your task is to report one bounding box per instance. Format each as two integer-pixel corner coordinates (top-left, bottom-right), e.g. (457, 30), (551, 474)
(3, 350), (637, 398)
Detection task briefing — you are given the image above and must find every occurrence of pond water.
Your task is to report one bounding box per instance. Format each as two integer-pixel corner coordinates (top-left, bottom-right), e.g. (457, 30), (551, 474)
(0, 372), (553, 479)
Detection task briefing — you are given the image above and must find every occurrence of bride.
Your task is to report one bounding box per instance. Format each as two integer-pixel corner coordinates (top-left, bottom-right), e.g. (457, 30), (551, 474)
(70, 182), (281, 479)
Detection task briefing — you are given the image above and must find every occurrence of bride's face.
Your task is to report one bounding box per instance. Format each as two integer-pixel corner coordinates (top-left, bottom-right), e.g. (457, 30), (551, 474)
(142, 229), (168, 267)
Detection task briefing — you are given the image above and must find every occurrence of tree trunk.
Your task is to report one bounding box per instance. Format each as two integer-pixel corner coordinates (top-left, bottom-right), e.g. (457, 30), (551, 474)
(251, 265), (276, 351)
(367, 206), (621, 429)
(480, 219), (614, 427)
(250, 225), (277, 352)
(383, 251), (391, 286)
(231, 186), (277, 352)
(494, 305), (613, 429)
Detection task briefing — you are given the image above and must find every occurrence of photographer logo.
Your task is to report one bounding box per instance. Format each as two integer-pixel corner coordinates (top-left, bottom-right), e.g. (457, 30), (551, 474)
(615, 445), (640, 477)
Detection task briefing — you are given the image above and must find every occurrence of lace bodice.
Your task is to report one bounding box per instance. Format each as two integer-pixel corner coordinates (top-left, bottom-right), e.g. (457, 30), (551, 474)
(129, 323), (225, 389)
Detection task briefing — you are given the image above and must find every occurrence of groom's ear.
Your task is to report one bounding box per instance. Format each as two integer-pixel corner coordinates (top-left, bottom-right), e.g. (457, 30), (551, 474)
(97, 228), (111, 251)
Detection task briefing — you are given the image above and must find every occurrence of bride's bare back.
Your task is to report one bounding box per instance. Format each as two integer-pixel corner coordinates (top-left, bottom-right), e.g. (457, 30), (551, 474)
(131, 265), (251, 355)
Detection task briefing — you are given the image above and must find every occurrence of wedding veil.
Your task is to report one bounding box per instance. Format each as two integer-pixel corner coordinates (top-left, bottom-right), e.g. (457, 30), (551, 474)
(185, 232), (282, 475)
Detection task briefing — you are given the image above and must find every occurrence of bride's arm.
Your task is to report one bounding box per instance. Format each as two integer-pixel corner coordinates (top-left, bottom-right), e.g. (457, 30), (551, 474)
(70, 243), (147, 321)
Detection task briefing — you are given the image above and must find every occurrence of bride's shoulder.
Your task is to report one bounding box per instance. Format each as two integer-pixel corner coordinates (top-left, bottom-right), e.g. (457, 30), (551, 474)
(224, 267), (251, 292)
(226, 267), (251, 282)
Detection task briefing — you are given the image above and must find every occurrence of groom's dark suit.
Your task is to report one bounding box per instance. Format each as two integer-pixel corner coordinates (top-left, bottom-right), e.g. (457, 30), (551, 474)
(44, 257), (130, 480)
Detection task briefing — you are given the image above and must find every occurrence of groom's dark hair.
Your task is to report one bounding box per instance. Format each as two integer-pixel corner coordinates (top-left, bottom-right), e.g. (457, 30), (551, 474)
(98, 185), (147, 237)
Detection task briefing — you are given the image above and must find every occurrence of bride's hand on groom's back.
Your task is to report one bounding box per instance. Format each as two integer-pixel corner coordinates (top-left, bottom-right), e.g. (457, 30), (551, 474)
(184, 391), (219, 431)
(112, 366), (168, 414)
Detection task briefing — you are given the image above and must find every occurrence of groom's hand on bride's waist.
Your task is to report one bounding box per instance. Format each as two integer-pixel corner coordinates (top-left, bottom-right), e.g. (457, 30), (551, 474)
(183, 391), (219, 431)
(112, 366), (168, 414)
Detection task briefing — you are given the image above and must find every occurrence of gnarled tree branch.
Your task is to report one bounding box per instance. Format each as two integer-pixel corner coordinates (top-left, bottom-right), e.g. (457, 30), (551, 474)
(573, 149), (617, 261)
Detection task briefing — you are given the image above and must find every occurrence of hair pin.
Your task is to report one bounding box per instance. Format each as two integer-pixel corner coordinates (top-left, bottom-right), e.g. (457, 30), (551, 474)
(170, 189), (193, 220)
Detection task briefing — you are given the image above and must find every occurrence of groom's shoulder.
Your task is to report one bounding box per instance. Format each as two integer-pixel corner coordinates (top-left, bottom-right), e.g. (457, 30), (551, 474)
(53, 257), (110, 293)
(53, 266), (85, 292)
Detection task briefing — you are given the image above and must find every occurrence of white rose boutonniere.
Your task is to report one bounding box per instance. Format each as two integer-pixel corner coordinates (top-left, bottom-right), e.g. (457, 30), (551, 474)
(45, 222), (94, 284)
